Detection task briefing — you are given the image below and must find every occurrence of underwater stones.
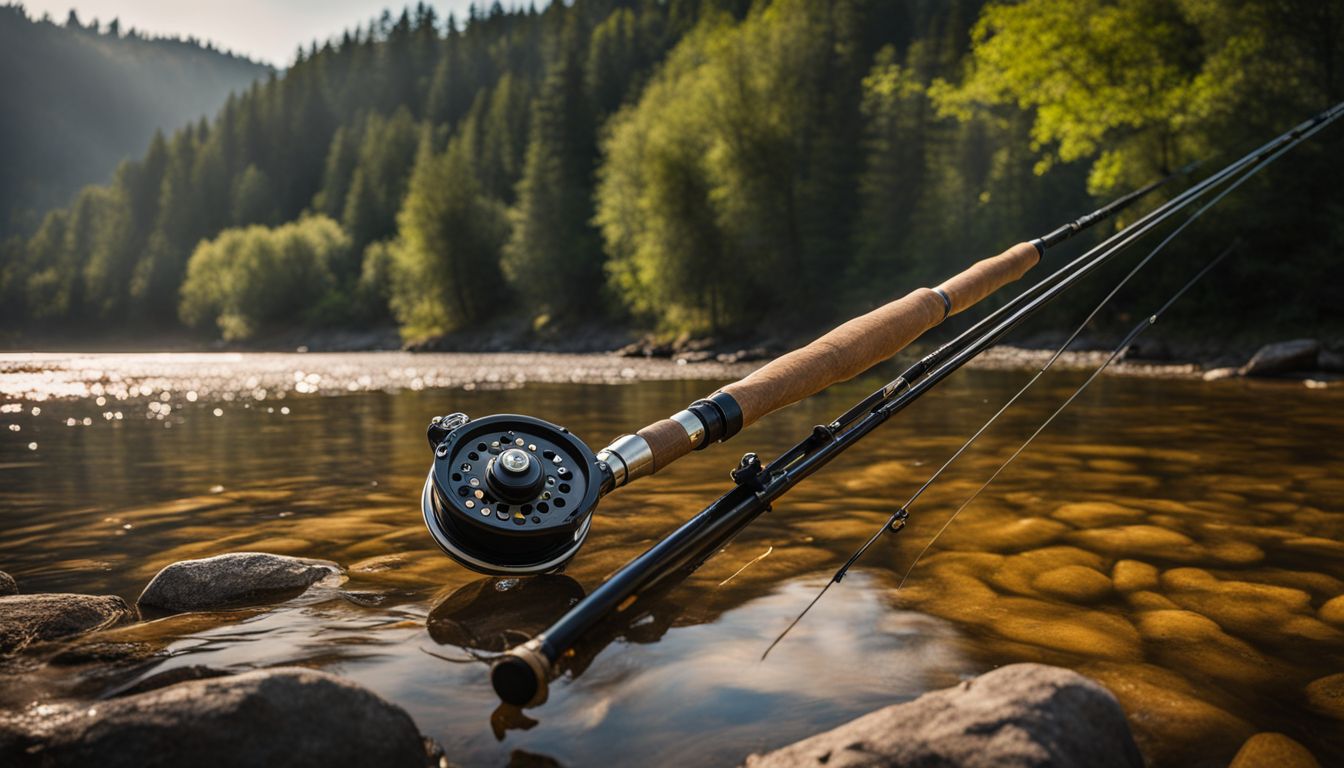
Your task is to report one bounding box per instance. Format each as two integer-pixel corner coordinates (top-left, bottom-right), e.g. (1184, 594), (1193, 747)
(1051, 501), (1146, 527)
(0, 594), (134, 654)
(1134, 610), (1276, 686)
(1205, 540), (1266, 565)
(1319, 596), (1344, 626)
(0, 571), (15, 595)
(1066, 525), (1196, 559)
(1160, 568), (1342, 644)
(0, 668), (435, 767)
(940, 516), (1068, 553)
(743, 663), (1142, 768)
(1124, 591), (1179, 611)
(1305, 673), (1344, 720)
(1112, 560), (1158, 593)
(137, 552), (340, 613)
(987, 546), (1104, 597)
(994, 599), (1140, 661)
(1084, 661), (1254, 767)
(1031, 565), (1113, 604)
(1229, 733), (1321, 768)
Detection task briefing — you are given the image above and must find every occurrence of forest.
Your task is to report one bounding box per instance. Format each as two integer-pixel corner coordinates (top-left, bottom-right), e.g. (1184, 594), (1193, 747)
(1, 0), (1341, 347)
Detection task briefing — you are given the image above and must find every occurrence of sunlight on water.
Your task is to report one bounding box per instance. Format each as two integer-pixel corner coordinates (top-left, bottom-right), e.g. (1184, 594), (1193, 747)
(1, 352), (1341, 766)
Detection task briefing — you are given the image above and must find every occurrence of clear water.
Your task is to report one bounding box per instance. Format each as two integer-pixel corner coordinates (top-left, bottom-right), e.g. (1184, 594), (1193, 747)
(1, 353), (1341, 766)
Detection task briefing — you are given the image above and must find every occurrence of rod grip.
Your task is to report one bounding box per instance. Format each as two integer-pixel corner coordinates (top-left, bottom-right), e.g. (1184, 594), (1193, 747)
(714, 241), (1041, 428)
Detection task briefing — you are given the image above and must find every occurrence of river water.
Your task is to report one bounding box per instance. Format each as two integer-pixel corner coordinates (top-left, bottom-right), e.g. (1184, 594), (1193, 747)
(1, 352), (1341, 766)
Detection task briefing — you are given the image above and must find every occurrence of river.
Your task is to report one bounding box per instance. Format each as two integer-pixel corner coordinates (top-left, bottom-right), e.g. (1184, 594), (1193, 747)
(1, 352), (1341, 766)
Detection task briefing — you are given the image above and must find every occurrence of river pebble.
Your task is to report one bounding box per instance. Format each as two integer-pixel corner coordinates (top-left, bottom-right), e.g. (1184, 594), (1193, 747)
(1304, 673), (1344, 720)
(1031, 565), (1113, 604)
(1111, 560), (1158, 593)
(1229, 733), (1321, 768)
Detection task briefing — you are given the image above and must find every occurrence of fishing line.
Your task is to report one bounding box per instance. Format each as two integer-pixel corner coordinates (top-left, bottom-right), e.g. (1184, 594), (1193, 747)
(762, 105), (1344, 657)
(897, 240), (1239, 590)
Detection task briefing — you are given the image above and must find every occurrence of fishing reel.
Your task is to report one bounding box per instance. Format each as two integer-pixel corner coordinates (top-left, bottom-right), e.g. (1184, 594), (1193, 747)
(421, 412), (609, 574)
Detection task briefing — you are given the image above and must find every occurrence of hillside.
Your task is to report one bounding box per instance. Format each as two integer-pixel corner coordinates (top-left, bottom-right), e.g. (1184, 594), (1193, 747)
(0, 4), (271, 237)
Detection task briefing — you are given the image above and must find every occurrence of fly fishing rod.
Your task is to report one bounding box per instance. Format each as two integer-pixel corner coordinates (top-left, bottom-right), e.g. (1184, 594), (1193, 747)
(420, 162), (1190, 576)
(471, 100), (1344, 707)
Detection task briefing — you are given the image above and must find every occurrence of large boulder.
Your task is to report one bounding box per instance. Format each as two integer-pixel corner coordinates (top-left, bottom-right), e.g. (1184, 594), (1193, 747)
(137, 552), (340, 613)
(0, 667), (435, 767)
(743, 664), (1142, 768)
(0, 571), (16, 596)
(0, 594), (134, 654)
(1238, 339), (1320, 376)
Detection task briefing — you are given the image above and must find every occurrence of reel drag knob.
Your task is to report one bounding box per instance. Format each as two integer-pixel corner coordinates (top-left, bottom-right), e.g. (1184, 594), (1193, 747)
(421, 413), (604, 575)
(488, 448), (544, 503)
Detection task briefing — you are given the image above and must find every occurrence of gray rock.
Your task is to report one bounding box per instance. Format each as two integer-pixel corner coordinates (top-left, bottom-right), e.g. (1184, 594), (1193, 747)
(1239, 339), (1320, 376)
(0, 667), (436, 767)
(137, 552), (340, 613)
(0, 571), (15, 595)
(0, 594), (134, 654)
(1320, 348), (1344, 373)
(743, 664), (1142, 768)
(1202, 366), (1240, 382)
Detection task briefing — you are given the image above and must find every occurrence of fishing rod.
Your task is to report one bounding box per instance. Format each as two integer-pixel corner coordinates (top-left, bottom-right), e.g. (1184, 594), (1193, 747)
(471, 100), (1344, 707)
(419, 163), (1191, 577)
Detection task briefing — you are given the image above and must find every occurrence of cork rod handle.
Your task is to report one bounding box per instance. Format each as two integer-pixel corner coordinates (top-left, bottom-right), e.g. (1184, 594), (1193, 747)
(606, 242), (1042, 482)
(717, 241), (1041, 428)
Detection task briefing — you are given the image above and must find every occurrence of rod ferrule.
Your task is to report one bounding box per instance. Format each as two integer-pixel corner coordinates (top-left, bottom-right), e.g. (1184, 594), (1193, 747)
(689, 392), (744, 449)
(596, 434), (654, 488)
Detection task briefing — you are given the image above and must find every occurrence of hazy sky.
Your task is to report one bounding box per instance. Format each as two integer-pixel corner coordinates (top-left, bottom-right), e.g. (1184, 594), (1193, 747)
(24, 0), (482, 66)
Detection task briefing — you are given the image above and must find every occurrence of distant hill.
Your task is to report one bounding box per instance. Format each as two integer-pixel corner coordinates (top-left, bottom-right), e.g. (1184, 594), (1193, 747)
(0, 4), (271, 237)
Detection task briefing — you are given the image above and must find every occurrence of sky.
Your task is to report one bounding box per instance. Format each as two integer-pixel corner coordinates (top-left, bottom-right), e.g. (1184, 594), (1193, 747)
(23, 0), (482, 66)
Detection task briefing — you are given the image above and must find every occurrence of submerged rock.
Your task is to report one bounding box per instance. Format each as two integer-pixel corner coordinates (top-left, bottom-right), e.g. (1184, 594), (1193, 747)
(0, 594), (134, 654)
(742, 663), (1142, 768)
(0, 667), (436, 767)
(1032, 565), (1113, 604)
(1112, 560), (1159, 593)
(1083, 661), (1254, 766)
(1238, 339), (1320, 376)
(1305, 673), (1344, 720)
(1229, 733), (1320, 768)
(0, 571), (16, 596)
(1066, 525), (1196, 559)
(1135, 610), (1277, 686)
(1320, 596), (1344, 626)
(137, 552), (340, 613)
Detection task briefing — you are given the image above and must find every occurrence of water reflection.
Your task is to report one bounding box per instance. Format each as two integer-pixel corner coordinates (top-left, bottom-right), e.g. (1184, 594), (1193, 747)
(1, 355), (1342, 765)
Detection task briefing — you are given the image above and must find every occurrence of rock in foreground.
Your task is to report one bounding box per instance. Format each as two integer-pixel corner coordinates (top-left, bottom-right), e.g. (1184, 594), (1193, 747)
(137, 552), (339, 612)
(1228, 732), (1320, 768)
(0, 594), (134, 654)
(743, 664), (1142, 768)
(0, 667), (434, 767)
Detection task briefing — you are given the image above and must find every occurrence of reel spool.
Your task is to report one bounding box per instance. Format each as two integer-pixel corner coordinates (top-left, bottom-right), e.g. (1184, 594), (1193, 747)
(421, 413), (606, 575)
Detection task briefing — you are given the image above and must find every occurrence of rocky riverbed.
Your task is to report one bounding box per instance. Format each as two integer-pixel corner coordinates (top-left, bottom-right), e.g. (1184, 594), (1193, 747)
(0, 556), (1326, 767)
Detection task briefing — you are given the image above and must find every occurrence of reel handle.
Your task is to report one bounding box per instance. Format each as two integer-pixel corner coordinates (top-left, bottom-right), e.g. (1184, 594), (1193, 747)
(599, 243), (1041, 486)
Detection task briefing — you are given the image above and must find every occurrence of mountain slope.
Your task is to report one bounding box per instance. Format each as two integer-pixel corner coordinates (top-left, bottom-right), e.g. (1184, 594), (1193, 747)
(0, 5), (271, 236)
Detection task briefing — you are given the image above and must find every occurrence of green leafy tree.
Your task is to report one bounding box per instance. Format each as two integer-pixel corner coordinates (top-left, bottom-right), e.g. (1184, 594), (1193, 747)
(388, 135), (510, 338)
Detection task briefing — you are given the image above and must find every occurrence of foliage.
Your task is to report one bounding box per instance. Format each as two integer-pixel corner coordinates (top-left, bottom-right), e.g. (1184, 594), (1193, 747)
(4, 0), (1342, 345)
(179, 216), (349, 340)
(386, 135), (510, 339)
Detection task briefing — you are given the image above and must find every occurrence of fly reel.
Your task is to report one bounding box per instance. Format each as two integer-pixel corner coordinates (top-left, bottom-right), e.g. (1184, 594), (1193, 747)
(421, 413), (607, 575)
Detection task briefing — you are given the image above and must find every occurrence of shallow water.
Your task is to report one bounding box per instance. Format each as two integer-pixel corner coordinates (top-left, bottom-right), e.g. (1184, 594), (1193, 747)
(1, 352), (1342, 766)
